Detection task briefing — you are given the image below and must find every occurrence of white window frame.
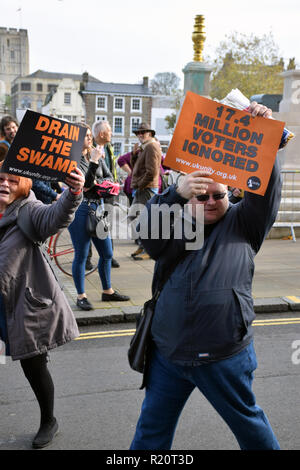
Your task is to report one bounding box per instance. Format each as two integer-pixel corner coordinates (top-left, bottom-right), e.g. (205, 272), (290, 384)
(96, 95), (107, 111)
(95, 115), (107, 122)
(113, 116), (124, 136)
(64, 92), (71, 105)
(129, 140), (139, 151)
(130, 116), (142, 135)
(114, 96), (125, 112)
(112, 141), (123, 156)
(131, 97), (142, 112)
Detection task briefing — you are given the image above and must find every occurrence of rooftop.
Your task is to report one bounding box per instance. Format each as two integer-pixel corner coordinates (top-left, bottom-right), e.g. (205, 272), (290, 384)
(20, 69), (101, 83)
(83, 80), (152, 96)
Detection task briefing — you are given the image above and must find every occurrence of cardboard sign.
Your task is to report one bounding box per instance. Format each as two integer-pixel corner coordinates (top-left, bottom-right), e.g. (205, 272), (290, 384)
(164, 91), (285, 195)
(2, 110), (86, 182)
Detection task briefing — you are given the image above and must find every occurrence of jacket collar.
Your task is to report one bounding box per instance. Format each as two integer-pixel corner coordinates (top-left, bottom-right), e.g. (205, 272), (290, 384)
(140, 137), (156, 151)
(0, 191), (36, 229)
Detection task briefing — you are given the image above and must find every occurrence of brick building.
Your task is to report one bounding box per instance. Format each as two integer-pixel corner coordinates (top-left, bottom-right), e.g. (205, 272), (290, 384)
(81, 73), (152, 156)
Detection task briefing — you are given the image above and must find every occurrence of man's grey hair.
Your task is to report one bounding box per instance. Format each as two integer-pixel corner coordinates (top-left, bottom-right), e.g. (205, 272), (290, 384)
(92, 120), (110, 139)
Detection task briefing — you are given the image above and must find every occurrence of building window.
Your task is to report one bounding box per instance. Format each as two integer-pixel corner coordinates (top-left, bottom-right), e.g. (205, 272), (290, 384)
(64, 92), (71, 104)
(114, 97), (124, 112)
(113, 116), (124, 135)
(131, 98), (141, 112)
(96, 115), (107, 122)
(129, 141), (138, 151)
(37, 100), (43, 112)
(48, 84), (58, 93)
(21, 82), (31, 91)
(96, 95), (107, 111)
(131, 117), (142, 134)
(10, 50), (15, 60)
(112, 141), (123, 156)
(37, 83), (43, 92)
(21, 97), (31, 108)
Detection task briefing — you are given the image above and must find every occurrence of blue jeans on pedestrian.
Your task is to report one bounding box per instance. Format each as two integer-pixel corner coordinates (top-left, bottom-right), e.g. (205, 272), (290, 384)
(130, 342), (280, 450)
(68, 201), (113, 294)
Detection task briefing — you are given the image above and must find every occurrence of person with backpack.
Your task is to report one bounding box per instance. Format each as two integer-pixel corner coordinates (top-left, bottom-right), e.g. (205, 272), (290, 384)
(0, 162), (84, 449)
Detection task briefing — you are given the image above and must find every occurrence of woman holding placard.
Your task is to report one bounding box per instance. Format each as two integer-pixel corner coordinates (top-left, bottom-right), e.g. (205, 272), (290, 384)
(0, 162), (84, 448)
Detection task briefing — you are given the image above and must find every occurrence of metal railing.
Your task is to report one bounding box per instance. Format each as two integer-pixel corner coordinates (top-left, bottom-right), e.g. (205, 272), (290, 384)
(273, 170), (300, 242)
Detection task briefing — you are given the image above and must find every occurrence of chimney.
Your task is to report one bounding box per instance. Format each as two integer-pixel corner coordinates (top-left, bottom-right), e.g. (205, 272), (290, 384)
(81, 71), (89, 90)
(143, 76), (149, 88)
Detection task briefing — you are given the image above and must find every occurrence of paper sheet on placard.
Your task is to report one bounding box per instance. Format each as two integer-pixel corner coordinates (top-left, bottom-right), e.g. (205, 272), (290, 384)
(164, 91), (285, 195)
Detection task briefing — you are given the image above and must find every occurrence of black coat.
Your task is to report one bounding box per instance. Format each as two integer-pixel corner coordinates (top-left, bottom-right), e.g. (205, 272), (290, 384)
(140, 157), (282, 365)
(80, 155), (113, 201)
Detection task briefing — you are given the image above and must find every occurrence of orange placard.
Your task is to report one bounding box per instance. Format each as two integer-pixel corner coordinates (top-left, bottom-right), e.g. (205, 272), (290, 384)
(164, 91), (285, 195)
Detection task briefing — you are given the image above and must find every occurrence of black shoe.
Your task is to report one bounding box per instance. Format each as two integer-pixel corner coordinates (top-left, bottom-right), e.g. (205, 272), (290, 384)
(111, 258), (120, 268)
(132, 250), (150, 260)
(32, 418), (59, 449)
(76, 297), (94, 310)
(131, 246), (143, 258)
(85, 261), (94, 271)
(102, 291), (130, 302)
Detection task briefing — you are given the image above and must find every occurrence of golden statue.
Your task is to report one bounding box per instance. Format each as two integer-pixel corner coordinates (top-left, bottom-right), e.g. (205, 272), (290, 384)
(192, 15), (206, 62)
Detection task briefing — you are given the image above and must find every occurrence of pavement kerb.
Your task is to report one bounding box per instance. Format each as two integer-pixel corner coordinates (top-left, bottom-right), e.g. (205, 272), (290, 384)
(72, 297), (300, 327)
(52, 238), (300, 327)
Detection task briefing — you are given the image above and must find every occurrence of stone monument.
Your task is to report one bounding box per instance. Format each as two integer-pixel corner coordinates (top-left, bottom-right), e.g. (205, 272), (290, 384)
(273, 69), (300, 169)
(182, 15), (213, 96)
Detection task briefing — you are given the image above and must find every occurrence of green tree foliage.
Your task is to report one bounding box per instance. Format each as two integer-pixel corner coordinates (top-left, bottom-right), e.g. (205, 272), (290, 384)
(150, 72), (180, 95)
(210, 32), (285, 100)
(165, 112), (177, 131)
(150, 72), (183, 132)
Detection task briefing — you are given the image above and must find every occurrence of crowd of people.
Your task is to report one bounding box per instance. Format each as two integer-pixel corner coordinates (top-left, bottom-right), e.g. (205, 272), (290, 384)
(0, 102), (283, 451)
(0, 115), (169, 308)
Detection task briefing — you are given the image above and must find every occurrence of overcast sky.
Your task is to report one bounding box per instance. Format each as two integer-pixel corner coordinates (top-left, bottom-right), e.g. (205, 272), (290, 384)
(1, 0), (299, 86)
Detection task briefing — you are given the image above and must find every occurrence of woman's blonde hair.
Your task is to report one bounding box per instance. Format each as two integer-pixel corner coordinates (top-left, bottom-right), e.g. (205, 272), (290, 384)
(0, 161), (32, 199)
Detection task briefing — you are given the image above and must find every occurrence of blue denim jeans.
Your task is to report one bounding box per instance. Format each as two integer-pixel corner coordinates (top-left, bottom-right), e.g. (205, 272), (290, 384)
(130, 342), (280, 450)
(68, 201), (113, 293)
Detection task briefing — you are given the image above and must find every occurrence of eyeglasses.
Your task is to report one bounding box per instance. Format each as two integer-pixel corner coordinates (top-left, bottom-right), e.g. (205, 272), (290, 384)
(136, 130), (148, 135)
(0, 175), (20, 186)
(196, 192), (227, 202)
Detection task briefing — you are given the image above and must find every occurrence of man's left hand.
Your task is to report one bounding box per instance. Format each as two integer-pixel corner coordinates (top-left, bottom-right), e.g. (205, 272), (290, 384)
(247, 101), (272, 119)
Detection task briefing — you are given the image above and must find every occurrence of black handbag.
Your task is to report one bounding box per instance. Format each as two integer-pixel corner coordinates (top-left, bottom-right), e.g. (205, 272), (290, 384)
(128, 290), (160, 374)
(86, 204), (110, 238)
(128, 252), (187, 380)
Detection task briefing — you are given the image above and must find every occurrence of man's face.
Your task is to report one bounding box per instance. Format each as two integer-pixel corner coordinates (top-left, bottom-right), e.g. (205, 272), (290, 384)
(190, 182), (229, 224)
(3, 121), (18, 143)
(99, 123), (112, 144)
(136, 130), (152, 144)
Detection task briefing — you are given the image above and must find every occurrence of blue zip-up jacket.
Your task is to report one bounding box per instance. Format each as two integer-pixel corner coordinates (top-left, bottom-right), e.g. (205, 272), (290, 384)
(140, 156), (282, 365)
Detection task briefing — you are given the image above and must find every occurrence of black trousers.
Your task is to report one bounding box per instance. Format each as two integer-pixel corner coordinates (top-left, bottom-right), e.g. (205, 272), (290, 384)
(20, 353), (54, 425)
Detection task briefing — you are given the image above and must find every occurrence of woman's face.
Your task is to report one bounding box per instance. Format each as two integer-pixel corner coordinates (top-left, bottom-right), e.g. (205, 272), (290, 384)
(0, 173), (20, 210)
(83, 129), (93, 151)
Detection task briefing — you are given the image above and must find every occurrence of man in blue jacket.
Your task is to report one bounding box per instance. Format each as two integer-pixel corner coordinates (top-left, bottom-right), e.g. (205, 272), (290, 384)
(130, 102), (281, 450)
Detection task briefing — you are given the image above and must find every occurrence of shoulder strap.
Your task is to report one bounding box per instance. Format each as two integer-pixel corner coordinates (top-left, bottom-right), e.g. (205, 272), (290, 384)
(154, 250), (188, 300)
(17, 203), (43, 245)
